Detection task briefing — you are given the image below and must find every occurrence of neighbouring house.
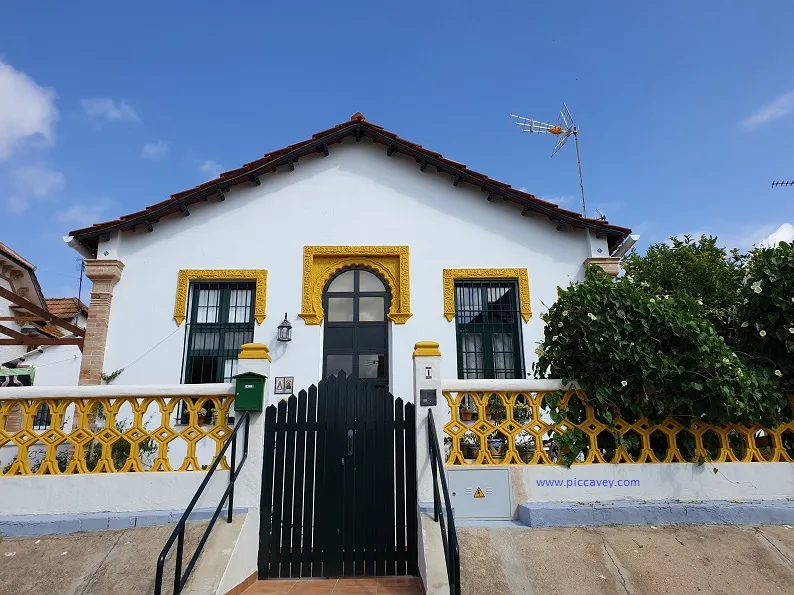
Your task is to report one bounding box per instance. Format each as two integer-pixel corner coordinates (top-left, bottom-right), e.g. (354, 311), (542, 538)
(0, 243), (88, 469)
(0, 243), (87, 387)
(62, 112), (632, 461)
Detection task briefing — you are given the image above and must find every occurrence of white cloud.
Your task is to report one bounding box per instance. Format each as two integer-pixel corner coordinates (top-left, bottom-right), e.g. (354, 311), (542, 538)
(81, 98), (139, 122)
(539, 195), (573, 207)
(141, 140), (169, 160)
(0, 59), (58, 160)
(758, 223), (794, 247)
(200, 160), (223, 179)
(7, 164), (65, 213)
(739, 91), (794, 129)
(56, 199), (115, 228)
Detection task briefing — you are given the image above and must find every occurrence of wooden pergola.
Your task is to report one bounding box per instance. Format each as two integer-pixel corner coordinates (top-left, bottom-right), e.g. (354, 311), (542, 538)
(0, 284), (85, 349)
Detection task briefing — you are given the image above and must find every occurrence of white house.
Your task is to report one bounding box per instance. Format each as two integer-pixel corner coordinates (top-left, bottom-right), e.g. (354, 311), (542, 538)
(64, 112), (632, 405)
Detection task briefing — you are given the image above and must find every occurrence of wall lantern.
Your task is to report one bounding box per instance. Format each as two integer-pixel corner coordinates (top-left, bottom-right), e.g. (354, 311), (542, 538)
(277, 313), (293, 342)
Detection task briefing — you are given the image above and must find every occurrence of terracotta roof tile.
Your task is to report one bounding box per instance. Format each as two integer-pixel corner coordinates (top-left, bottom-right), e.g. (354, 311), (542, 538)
(45, 298), (88, 319)
(68, 112), (632, 254)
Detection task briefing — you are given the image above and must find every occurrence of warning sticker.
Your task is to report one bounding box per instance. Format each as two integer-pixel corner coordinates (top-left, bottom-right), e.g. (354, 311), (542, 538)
(474, 487), (485, 498)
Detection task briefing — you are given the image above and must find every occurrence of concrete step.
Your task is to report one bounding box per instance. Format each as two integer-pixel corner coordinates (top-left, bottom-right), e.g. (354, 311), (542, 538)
(240, 577), (423, 594)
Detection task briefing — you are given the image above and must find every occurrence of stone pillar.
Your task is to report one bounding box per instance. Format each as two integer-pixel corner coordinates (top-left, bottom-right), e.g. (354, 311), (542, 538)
(584, 256), (620, 277)
(235, 343), (270, 509)
(78, 259), (124, 386)
(412, 341), (445, 504)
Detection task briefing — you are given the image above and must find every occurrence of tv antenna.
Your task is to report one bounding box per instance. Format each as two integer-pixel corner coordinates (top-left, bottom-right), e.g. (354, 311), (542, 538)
(510, 104), (588, 217)
(772, 180), (793, 188)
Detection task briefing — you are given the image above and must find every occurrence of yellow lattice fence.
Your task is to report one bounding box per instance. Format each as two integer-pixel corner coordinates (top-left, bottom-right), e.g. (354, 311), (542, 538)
(0, 394), (235, 475)
(443, 389), (794, 465)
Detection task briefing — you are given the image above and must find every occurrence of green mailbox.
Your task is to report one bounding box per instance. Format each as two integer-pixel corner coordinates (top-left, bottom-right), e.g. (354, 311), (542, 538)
(234, 372), (267, 412)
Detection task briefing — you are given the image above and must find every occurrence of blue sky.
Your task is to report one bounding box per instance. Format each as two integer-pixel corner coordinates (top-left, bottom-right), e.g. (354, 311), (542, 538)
(1, 1), (793, 300)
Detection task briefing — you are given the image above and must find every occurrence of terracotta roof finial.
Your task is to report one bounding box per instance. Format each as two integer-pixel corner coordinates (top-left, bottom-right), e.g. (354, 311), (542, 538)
(351, 112), (366, 122)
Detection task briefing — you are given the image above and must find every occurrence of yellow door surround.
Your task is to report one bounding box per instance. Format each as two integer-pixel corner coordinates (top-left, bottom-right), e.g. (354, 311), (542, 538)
(299, 246), (412, 325)
(173, 269), (268, 325)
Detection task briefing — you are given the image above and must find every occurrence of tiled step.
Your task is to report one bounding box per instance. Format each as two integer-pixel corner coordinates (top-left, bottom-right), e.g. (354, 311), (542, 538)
(241, 577), (423, 594)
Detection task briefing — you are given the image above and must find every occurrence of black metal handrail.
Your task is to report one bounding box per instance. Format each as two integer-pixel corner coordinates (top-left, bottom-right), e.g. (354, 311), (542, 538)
(427, 410), (461, 595)
(154, 411), (251, 595)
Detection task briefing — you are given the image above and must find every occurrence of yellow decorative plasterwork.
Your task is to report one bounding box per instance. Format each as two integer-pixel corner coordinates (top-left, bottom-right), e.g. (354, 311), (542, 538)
(443, 390), (794, 466)
(0, 393), (236, 475)
(173, 269), (267, 325)
(299, 246), (411, 325)
(443, 268), (531, 322)
(413, 341), (441, 358)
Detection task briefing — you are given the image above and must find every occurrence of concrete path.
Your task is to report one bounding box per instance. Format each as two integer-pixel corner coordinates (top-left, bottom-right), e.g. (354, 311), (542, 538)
(459, 524), (794, 595)
(0, 522), (215, 595)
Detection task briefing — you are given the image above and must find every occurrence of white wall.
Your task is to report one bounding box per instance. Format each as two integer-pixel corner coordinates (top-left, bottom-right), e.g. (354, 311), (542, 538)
(23, 344), (82, 386)
(98, 139), (602, 401)
(447, 463), (794, 517)
(0, 470), (252, 515)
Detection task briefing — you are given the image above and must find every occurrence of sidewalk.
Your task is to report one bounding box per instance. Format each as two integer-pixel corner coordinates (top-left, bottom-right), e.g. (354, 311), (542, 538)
(459, 524), (794, 594)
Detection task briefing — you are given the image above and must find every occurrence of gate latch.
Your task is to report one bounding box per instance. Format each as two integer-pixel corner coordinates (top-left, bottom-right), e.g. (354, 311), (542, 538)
(347, 429), (354, 455)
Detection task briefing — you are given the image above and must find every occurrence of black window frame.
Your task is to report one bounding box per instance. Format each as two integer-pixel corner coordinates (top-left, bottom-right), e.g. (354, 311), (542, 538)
(453, 279), (525, 379)
(322, 268), (391, 390)
(179, 281), (256, 423)
(32, 404), (51, 430)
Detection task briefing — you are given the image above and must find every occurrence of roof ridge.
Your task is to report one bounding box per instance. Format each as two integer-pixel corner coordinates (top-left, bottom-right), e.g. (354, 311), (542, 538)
(67, 112), (631, 255)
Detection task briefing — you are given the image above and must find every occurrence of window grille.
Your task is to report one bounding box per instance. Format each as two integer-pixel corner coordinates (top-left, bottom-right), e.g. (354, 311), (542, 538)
(453, 279), (525, 379)
(32, 404), (51, 430)
(180, 282), (255, 422)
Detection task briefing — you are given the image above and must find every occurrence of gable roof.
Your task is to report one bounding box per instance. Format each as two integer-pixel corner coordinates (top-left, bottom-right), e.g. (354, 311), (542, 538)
(45, 297), (88, 320)
(67, 112), (632, 256)
(0, 241), (46, 309)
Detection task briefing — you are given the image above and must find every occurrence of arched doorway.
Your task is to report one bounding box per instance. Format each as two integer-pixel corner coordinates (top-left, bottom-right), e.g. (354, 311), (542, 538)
(322, 268), (390, 389)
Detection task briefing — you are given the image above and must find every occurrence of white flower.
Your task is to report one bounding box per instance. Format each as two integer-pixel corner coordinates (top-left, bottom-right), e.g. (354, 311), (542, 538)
(534, 347), (545, 357)
(722, 358), (730, 365)
(791, 297), (794, 303)
(562, 311), (568, 317)
(552, 335), (559, 342)
(775, 370), (783, 377)
(737, 369), (743, 377)
(558, 322), (563, 328)
(649, 298), (656, 304)
(790, 328), (794, 334)
(759, 330), (767, 337)
(697, 299), (703, 306)
(641, 281), (649, 287)
(751, 281), (762, 294)
(621, 380), (628, 387)
(588, 313), (597, 321)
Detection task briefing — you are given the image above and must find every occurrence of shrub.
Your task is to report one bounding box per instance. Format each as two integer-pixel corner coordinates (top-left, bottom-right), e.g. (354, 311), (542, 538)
(621, 234), (746, 336)
(735, 241), (794, 394)
(533, 266), (789, 429)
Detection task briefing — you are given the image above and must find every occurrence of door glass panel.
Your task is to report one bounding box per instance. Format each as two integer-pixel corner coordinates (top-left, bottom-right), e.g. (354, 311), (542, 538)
(196, 289), (220, 323)
(358, 296), (385, 322)
(455, 286), (482, 323)
(327, 270), (355, 292)
(359, 354), (385, 378)
(492, 332), (515, 379)
(461, 333), (484, 379)
(326, 354), (353, 377)
(359, 270), (385, 291)
(327, 297), (354, 321)
(227, 289), (252, 323)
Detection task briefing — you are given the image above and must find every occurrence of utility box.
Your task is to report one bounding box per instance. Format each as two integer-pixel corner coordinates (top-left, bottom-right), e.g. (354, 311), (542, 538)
(233, 372), (267, 412)
(448, 468), (512, 520)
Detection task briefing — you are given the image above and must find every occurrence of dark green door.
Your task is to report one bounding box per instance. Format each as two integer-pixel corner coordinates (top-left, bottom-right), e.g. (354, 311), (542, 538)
(322, 268), (390, 390)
